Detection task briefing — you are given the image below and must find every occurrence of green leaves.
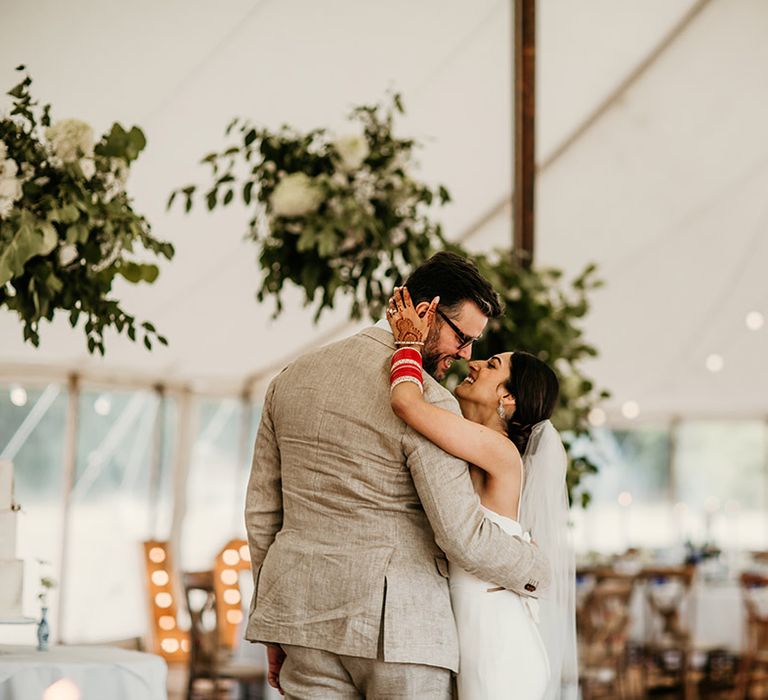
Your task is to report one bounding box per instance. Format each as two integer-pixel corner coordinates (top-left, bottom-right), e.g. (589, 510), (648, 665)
(65, 223), (90, 244)
(117, 262), (159, 284)
(49, 204), (80, 224)
(96, 123), (147, 163)
(0, 212), (58, 285)
(0, 72), (172, 355)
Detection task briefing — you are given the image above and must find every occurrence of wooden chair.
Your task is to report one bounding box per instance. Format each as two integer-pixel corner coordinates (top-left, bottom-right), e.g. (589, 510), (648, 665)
(182, 570), (265, 700)
(735, 572), (768, 699)
(577, 570), (637, 699)
(639, 564), (696, 699)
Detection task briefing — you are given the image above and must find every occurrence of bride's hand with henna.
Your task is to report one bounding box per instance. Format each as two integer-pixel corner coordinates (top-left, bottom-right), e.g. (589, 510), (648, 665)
(386, 286), (439, 346)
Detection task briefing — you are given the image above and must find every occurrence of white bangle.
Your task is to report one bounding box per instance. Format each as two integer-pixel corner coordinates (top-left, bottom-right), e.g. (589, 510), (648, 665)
(390, 376), (424, 393)
(394, 341), (424, 347)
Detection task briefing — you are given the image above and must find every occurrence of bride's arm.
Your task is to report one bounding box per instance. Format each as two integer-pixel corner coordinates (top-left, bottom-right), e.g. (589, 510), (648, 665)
(391, 382), (516, 476)
(387, 286), (518, 476)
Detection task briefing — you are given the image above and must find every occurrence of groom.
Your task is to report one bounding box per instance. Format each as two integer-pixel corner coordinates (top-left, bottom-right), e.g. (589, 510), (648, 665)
(245, 251), (550, 698)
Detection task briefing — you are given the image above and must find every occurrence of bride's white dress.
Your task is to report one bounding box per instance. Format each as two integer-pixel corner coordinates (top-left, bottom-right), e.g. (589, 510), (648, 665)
(449, 505), (551, 700)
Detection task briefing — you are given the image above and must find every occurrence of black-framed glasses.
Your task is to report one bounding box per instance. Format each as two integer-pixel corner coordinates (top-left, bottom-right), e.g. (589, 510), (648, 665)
(437, 309), (480, 350)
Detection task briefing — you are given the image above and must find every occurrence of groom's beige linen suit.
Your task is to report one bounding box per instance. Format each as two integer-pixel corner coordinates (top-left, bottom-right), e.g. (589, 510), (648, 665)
(245, 326), (550, 696)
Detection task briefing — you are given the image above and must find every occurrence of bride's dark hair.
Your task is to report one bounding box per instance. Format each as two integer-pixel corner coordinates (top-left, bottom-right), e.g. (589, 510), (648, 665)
(503, 352), (560, 455)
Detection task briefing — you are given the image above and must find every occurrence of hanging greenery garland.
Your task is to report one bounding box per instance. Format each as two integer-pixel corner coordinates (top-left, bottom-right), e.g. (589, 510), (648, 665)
(0, 67), (173, 354)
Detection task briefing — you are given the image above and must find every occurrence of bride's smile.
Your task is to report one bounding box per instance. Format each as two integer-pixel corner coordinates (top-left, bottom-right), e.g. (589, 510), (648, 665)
(456, 353), (516, 428)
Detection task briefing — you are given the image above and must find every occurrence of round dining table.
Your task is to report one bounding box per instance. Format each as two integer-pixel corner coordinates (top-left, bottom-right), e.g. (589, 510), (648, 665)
(0, 644), (167, 700)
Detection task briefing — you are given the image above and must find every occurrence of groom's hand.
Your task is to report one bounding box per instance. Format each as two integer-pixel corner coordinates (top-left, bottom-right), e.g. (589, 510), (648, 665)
(266, 643), (286, 695)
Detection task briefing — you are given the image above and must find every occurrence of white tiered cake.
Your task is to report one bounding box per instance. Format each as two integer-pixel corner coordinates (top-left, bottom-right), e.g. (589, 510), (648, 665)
(0, 460), (25, 621)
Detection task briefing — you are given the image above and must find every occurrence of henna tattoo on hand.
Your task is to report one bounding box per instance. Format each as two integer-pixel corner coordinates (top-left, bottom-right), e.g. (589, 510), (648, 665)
(394, 318), (422, 342)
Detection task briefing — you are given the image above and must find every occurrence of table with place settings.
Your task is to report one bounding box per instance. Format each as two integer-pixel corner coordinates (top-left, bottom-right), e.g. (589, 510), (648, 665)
(0, 644), (167, 700)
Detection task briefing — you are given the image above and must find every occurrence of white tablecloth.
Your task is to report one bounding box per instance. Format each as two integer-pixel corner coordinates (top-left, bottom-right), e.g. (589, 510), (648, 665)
(0, 645), (167, 700)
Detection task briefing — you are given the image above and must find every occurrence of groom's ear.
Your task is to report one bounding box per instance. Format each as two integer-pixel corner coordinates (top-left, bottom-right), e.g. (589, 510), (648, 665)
(414, 301), (431, 318)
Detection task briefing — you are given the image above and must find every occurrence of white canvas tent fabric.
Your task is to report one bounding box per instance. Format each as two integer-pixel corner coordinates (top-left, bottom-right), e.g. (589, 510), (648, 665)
(1, 0), (766, 418)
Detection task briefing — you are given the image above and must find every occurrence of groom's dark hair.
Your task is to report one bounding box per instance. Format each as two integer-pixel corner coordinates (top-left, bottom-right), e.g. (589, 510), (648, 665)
(404, 251), (504, 318)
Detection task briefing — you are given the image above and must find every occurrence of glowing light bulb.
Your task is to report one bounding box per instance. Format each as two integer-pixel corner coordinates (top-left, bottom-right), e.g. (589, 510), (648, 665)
(10, 385), (27, 407)
(706, 354), (724, 373)
(160, 637), (180, 653)
(621, 401), (639, 419)
(94, 394), (112, 416)
(220, 569), (238, 585)
(155, 592), (173, 608)
(223, 589), (241, 605)
(239, 544), (250, 562)
(746, 311), (764, 331)
(148, 547), (166, 563)
(151, 570), (169, 586)
(159, 615), (176, 631)
(226, 609), (243, 625)
(222, 549), (239, 566)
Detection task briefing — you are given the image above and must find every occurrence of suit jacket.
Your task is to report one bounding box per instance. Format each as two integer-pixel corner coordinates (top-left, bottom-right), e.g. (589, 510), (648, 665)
(244, 326), (550, 671)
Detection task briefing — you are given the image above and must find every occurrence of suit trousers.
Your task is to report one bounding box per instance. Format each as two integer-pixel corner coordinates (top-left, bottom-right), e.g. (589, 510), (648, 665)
(280, 644), (452, 699)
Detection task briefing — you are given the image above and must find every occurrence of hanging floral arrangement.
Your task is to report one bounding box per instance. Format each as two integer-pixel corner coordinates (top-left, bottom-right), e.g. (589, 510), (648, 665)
(0, 67), (173, 354)
(170, 93), (449, 320)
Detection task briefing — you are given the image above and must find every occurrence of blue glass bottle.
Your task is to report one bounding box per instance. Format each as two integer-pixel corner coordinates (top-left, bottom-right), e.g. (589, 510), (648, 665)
(37, 606), (50, 651)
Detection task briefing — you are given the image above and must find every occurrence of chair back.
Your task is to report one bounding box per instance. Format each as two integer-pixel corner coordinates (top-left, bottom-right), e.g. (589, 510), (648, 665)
(577, 570), (636, 699)
(741, 572), (768, 654)
(641, 565), (695, 648)
(183, 570), (218, 679)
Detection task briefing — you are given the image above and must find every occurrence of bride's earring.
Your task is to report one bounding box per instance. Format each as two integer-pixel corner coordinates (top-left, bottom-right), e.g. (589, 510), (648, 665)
(497, 400), (506, 419)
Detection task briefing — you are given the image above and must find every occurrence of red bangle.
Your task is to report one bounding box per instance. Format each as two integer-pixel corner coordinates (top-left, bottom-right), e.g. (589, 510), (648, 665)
(392, 347), (422, 364)
(391, 366), (423, 384)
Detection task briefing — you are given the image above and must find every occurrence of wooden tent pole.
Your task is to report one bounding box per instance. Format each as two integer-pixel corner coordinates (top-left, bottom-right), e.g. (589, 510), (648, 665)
(513, 0), (536, 267)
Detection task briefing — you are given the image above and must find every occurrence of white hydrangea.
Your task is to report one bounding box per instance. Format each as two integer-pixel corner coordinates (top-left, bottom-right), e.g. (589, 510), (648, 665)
(0, 198), (13, 219)
(390, 227), (407, 246)
(79, 158), (96, 180)
(333, 135), (370, 172)
(0, 176), (21, 200)
(0, 155), (23, 219)
(0, 140), (7, 161)
(20, 163), (35, 182)
(0, 157), (18, 180)
(352, 169), (376, 205)
(57, 244), (79, 267)
(389, 151), (409, 172)
(46, 119), (95, 164)
(102, 158), (129, 202)
(269, 173), (324, 218)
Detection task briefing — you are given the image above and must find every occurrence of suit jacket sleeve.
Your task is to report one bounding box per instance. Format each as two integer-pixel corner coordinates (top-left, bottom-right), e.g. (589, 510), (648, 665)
(244, 378), (282, 575)
(403, 389), (551, 596)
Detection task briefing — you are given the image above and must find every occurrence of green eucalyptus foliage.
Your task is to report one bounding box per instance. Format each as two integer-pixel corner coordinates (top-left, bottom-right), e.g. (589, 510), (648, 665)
(0, 67), (173, 354)
(170, 93), (449, 321)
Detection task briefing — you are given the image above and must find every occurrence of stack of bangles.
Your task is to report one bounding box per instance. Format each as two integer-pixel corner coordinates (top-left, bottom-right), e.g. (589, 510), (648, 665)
(390, 346), (424, 393)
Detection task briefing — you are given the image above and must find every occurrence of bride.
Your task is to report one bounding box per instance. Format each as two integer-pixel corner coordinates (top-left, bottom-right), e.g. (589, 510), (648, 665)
(386, 287), (577, 700)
